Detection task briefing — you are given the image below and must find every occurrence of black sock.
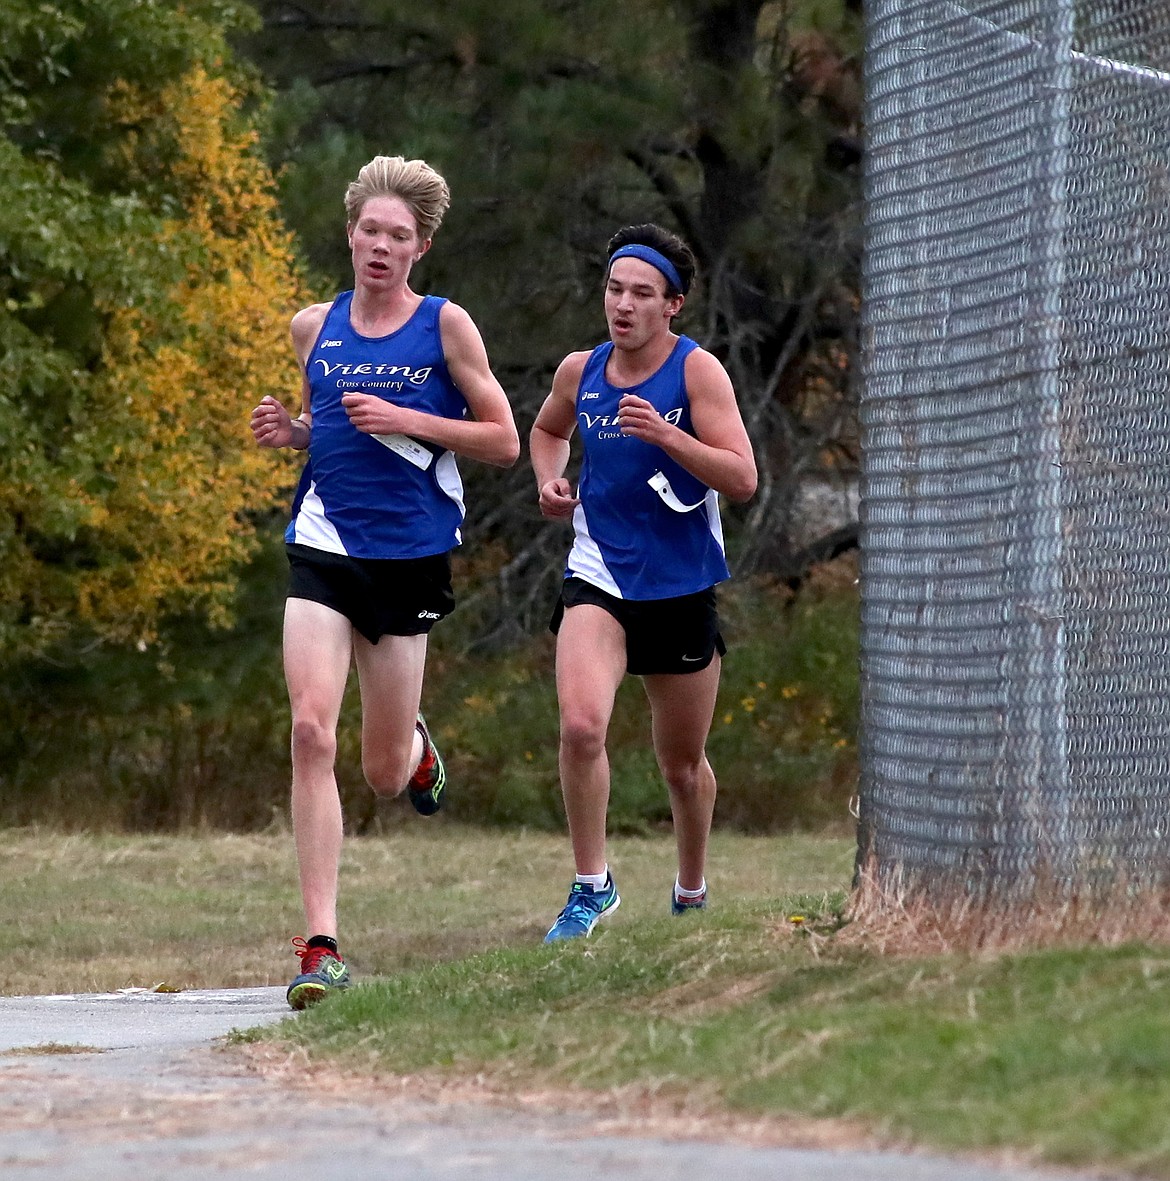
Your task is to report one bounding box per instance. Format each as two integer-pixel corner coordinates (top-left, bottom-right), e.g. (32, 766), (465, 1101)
(306, 935), (339, 955)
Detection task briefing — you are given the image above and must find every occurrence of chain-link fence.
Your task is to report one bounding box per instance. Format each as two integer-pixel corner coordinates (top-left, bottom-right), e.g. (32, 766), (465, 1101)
(858, 0), (1170, 889)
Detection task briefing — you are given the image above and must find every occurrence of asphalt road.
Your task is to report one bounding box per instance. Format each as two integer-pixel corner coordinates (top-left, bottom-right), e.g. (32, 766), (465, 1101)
(0, 988), (1108, 1180)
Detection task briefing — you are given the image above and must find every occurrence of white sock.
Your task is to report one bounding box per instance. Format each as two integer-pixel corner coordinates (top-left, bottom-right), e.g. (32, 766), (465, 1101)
(575, 868), (609, 890)
(675, 876), (706, 901)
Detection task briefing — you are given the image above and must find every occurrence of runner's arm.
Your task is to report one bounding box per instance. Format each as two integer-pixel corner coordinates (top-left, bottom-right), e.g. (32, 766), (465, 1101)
(530, 353), (588, 519)
(250, 303), (328, 451)
(615, 348), (757, 502)
(341, 302), (519, 467)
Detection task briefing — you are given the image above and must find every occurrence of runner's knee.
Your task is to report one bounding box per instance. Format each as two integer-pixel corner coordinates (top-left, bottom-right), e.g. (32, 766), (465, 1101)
(362, 733), (417, 797)
(559, 711), (608, 763)
(659, 753), (708, 798)
(290, 714), (337, 769)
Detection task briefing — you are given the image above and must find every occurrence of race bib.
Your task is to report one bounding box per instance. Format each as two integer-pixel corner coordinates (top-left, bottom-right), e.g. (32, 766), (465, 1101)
(648, 469), (708, 513)
(372, 433), (434, 471)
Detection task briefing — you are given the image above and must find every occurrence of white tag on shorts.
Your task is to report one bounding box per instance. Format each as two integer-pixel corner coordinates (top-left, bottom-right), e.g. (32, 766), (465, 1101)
(648, 469), (707, 513)
(372, 433), (433, 470)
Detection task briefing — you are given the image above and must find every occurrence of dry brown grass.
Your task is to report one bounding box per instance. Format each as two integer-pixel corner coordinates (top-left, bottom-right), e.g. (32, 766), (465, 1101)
(837, 856), (1170, 957)
(0, 828), (856, 995)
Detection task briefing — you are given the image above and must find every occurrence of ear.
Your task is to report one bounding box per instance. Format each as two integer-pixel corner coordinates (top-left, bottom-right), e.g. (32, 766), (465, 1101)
(666, 292), (685, 319)
(416, 237), (433, 261)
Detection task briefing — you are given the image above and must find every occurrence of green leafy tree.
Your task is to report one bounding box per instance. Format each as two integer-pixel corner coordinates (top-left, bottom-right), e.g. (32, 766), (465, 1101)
(240, 0), (863, 634)
(0, 0), (306, 659)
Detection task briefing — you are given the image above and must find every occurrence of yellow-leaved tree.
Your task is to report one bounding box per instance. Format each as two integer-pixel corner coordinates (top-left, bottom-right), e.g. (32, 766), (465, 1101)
(0, 0), (307, 659)
(77, 67), (305, 641)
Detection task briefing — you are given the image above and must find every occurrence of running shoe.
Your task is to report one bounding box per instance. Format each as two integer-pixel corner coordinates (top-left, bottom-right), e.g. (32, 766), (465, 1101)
(671, 885), (708, 915)
(407, 713), (446, 815)
(543, 874), (621, 942)
(286, 937), (351, 1011)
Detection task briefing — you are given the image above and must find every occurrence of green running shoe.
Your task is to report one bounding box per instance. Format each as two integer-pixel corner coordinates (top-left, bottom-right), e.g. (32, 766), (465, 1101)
(544, 874), (621, 942)
(408, 714), (446, 816)
(286, 938), (351, 1011)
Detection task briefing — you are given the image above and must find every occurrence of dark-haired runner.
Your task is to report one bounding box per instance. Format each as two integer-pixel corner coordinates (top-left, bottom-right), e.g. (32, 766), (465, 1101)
(529, 224), (756, 942)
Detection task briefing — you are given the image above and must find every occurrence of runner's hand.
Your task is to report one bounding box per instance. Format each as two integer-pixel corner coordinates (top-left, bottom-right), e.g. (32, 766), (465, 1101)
(342, 392), (404, 435)
(250, 396), (298, 449)
(617, 394), (673, 445)
(539, 478), (579, 519)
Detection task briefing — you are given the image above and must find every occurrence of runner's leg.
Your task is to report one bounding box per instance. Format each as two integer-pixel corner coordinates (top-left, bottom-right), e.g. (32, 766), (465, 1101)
(352, 631), (429, 797)
(284, 598), (354, 938)
(555, 605), (627, 876)
(643, 656), (722, 893)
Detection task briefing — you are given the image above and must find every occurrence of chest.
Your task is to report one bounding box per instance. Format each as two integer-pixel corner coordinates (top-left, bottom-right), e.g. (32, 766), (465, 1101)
(576, 356), (691, 441)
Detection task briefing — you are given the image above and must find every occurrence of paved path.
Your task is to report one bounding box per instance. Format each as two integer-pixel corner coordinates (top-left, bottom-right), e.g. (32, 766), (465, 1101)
(0, 989), (1106, 1180)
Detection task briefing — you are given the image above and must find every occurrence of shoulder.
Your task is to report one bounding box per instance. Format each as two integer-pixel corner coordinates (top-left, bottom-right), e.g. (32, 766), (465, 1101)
(435, 299), (493, 370)
(291, 300), (334, 346)
(436, 298), (487, 348)
(552, 349), (594, 390)
(436, 297), (474, 332)
(683, 343), (733, 393)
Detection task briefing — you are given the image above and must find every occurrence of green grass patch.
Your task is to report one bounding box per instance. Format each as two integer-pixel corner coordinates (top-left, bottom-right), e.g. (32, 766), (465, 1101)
(259, 893), (1170, 1177)
(2, 1043), (104, 1056)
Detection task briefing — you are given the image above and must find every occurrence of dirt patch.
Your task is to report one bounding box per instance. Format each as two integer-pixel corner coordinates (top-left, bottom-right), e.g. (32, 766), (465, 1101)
(236, 1043), (1110, 1180)
(239, 1039), (884, 1153)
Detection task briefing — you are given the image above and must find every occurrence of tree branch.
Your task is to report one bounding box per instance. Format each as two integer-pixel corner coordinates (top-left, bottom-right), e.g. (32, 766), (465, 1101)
(623, 145), (704, 263)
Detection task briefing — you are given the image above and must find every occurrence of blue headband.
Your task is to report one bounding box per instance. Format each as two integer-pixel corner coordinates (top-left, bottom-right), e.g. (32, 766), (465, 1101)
(608, 244), (684, 294)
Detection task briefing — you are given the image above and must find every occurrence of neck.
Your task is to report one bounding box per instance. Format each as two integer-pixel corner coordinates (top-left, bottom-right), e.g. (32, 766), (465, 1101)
(608, 331), (677, 384)
(350, 284), (421, 335)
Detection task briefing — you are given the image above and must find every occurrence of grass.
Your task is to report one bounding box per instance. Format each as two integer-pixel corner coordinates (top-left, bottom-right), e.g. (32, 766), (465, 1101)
(263, 929), (1170, 1176)
(2, 1043), (103, 1056)
(0, 826), (851, 994)
(10, 826), (1170, 1175)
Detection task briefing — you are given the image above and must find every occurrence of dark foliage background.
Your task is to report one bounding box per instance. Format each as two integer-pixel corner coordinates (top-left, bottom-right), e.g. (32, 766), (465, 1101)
(1, 0), (864, 832)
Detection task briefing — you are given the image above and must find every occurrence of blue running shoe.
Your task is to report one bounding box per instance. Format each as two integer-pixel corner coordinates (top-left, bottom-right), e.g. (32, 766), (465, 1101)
(286, 937), (351, 1011)
(671, 885), (708, 915)
(544, 874), (621, 942)
(408, 714), (446, 816)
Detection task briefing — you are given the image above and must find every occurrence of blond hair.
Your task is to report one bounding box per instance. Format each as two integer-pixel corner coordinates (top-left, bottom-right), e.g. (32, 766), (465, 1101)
(344, 156), (451, 239)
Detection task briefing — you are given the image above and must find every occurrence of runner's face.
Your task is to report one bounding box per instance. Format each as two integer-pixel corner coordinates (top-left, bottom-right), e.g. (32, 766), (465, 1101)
(347, 195), (430, 289)
(604, 257), (683, 351)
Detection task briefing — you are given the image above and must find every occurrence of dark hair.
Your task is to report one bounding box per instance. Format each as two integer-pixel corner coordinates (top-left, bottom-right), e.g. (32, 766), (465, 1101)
(606, 223), (697, 297)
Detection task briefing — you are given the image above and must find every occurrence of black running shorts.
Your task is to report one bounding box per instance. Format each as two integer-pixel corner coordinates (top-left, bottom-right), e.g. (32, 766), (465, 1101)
(549, 576), (726, 676)
(286, 543), (455, 643)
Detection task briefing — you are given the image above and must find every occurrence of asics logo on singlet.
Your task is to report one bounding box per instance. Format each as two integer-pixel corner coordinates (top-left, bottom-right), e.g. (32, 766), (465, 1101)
(320, 339), (344, 347)
(417, 610), (441, 620)
(314, 359), (433, 384)
(579, 406), (684, 430)
(580, 391), (601, 400)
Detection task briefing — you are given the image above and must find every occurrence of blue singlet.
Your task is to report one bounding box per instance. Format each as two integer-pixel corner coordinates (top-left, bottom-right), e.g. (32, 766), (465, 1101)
(566, 336), (729, 600)
(285, 292), (468, 559)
